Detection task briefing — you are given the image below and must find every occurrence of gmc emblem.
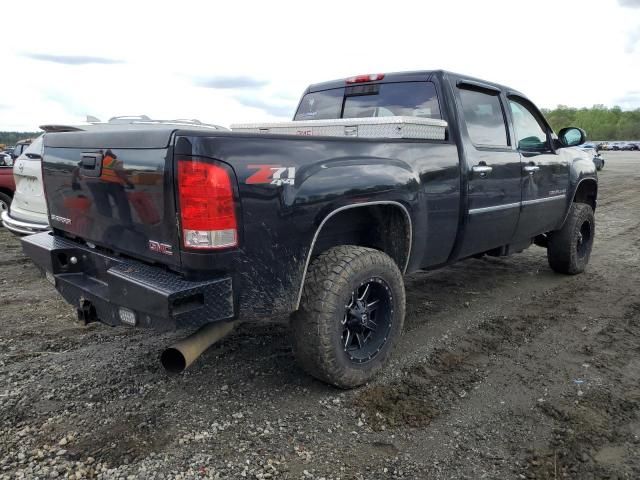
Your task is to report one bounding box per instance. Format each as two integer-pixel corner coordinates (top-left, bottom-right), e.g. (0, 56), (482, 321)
(149, 240), (173, 256)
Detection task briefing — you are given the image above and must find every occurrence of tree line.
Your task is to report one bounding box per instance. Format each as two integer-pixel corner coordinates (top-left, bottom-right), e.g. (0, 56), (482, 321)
(0, 131), (40, 147)
(541, 106), (640, 141)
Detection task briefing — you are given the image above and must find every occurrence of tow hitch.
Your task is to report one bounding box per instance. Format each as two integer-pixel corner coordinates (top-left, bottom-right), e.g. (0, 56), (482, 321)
(77, 299), (98, 325)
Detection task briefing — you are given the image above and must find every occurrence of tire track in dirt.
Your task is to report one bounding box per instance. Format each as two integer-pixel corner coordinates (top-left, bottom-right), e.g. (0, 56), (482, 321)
(1, 153), (639, 479)
(350, 154), (640, 478)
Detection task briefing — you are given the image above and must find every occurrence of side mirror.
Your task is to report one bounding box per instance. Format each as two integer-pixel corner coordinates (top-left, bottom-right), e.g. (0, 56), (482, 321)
(558, 127), (586, 147)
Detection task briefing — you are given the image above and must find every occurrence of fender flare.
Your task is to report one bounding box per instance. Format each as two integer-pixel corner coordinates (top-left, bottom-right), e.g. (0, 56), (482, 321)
(295, 200), (413, 309)
(558, 177), (598, 228)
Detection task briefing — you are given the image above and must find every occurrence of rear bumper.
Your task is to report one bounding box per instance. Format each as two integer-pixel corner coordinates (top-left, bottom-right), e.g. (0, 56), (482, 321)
(21, 232), (235, 330)
(1, 210), (50, 236)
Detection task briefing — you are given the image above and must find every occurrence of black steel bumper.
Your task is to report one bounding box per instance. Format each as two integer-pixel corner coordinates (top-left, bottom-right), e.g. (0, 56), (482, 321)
(21, 233), (235, 330)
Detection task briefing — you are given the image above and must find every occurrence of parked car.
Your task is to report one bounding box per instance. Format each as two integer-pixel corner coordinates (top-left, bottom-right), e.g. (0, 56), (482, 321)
(0, 172), (15, 221)
(0, 151), (12, 167)
(2, 135), (49, 235)
(625, 142), (639, 151)
(578, 143), (605, 171)
(0, 160), (16, 224)
(22, 70), (597, 388)
(3, 117), (226, 236)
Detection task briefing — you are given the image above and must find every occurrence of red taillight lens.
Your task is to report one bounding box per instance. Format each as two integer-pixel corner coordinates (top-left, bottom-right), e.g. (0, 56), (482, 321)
(178, 159), (238, 249)
(346, 73), (385, 84)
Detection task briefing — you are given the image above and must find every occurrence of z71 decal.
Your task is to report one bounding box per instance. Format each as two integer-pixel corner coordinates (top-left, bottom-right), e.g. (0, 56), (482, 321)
(247, 165), (296, 186)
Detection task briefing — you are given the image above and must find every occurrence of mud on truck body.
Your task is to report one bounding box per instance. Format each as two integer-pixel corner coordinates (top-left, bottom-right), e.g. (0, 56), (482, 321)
(22, 70), (597, 388)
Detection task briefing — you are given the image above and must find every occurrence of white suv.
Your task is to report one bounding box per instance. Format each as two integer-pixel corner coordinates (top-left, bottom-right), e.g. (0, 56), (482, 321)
(2, 135), (49, 235)
(2, 117), (226, 235)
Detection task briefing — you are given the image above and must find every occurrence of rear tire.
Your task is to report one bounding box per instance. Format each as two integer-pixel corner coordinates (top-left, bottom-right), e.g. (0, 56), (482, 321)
(0, 192), (12, 227)
(292, 246), (405, 389)
(547, 203), (595, 275)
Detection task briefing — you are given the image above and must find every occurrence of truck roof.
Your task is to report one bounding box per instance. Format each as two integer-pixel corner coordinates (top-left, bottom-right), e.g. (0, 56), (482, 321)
(306, 70), (526, 98)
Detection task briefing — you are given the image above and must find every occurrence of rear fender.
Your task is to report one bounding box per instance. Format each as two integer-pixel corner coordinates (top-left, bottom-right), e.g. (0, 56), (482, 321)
(294, 200), (413, 309)
(291, 160), (420, 309)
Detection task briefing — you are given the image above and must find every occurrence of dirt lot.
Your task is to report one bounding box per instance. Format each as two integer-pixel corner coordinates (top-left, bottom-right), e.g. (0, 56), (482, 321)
(1, 152), (639, 480)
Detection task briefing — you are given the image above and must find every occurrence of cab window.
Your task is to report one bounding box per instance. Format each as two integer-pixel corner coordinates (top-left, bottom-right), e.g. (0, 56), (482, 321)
(509, 98), (549, 151)
(458, 87), (508, 147)
(294, 82), (441, 121)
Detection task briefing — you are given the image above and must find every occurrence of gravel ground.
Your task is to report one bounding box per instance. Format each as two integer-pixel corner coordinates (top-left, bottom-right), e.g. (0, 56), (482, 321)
(1, 152), (639, 480)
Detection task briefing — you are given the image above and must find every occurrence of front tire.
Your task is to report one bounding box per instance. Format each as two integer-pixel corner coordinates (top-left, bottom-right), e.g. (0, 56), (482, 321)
(292, 246), (405, 388)
(547, 203), (595, 274)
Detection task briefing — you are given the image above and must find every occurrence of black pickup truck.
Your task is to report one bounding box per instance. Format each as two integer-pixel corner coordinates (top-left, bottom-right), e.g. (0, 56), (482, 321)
(22, 70), (597, 388)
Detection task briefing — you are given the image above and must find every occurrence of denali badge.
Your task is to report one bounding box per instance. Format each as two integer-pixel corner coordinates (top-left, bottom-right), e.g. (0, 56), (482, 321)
(149, 240), (173, 256)
(50, 214), (72, 225)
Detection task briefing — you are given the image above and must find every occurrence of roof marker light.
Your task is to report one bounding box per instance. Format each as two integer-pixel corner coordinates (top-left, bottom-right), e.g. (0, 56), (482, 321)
(346, 73), (385, 84)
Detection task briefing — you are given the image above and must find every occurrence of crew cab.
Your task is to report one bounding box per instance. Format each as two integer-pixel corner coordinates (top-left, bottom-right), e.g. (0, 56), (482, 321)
(22, 70), (597, 388)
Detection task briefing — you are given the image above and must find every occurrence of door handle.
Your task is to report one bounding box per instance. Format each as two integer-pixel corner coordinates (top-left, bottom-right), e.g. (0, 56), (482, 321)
(523, 164), (540, 174)
(472, 164), (493, 177)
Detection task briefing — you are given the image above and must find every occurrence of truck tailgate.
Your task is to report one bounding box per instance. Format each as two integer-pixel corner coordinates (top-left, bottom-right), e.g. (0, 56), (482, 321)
(42, 128), (181, 268)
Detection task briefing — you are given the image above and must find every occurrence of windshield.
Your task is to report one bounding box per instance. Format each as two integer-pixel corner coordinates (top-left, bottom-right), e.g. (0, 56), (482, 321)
(294, 81), (441, 121)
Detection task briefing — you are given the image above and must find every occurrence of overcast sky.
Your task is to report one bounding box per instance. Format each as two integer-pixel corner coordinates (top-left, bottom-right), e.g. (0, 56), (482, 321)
(1, 0), (639, 131)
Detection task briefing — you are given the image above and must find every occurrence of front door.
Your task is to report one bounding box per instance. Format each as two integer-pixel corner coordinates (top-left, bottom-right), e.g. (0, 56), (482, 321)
(455, 84), (522, 258)
(508, 97), (569, 242)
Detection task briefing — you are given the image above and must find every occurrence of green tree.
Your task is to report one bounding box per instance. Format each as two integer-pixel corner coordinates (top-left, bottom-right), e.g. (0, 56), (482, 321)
(542, 106), (640, 140)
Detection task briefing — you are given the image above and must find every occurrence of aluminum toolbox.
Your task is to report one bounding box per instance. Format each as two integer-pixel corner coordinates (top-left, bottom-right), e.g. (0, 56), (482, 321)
(230, 116), (447, 141)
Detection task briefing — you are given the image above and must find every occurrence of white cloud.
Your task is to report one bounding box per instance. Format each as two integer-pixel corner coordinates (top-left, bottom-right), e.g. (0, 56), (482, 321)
(21, 53), (123, 65)
(1, 0), (639, 131)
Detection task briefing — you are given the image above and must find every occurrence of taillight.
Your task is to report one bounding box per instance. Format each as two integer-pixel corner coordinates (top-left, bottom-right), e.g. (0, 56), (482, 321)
(177, 159), (238, 250)
(346, 73), (385, 84)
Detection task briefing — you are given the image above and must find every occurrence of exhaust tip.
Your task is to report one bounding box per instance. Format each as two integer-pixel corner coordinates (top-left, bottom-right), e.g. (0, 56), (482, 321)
(160, 321), (237, 374)
(160, 347), (187, 373)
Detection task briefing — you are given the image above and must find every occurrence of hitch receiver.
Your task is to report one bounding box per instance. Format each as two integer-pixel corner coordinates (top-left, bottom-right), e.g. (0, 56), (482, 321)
(77, 299), (98, 325)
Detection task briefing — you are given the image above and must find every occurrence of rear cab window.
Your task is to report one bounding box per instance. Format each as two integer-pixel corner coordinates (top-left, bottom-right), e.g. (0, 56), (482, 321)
(294, 82), (442, 121)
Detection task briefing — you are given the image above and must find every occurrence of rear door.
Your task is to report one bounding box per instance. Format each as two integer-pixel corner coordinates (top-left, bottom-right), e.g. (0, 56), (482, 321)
(455, 82), (522, 258)
(507, 96), (569, 242)
(42, 128), (181, 268)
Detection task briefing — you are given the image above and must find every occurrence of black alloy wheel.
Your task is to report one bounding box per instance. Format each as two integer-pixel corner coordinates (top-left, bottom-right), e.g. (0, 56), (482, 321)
(342, 278), (393, 364)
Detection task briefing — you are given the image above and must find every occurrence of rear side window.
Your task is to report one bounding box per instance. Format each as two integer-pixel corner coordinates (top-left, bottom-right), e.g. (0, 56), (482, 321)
(14, 144), (26, 156)
(294, 82), (441, 121)
(22, 136), (43, 160)
(458, 88), (508, 147)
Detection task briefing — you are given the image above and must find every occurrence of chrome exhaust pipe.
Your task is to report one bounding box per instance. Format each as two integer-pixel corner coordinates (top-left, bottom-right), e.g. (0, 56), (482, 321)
(161, 321), (236, 373)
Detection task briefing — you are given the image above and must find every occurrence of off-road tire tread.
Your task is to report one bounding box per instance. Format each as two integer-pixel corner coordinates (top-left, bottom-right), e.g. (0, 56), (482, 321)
(547, 202), (594, 275)
(292, 246), (405, 389)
